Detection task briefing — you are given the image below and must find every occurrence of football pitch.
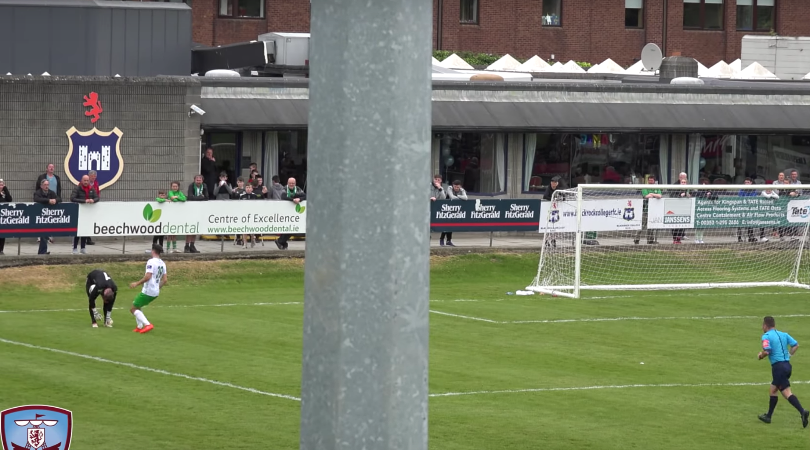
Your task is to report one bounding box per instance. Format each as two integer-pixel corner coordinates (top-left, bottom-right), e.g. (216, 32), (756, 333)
(2, 253), (810, 449)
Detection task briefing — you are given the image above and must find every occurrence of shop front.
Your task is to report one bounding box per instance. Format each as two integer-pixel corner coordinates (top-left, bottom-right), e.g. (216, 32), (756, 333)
(198, 77), (810, 200)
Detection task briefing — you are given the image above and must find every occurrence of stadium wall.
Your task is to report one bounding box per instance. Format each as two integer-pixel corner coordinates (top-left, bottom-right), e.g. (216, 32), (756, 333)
(0, 76), (202, 202)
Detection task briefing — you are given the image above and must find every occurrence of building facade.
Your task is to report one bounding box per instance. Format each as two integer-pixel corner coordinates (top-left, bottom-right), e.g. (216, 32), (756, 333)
(0, 77), (202, 202)
(148, 0), (810, 67)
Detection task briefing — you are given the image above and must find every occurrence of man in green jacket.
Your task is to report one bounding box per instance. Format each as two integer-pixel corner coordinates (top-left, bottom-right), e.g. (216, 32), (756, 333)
(634, 176), (662, 245)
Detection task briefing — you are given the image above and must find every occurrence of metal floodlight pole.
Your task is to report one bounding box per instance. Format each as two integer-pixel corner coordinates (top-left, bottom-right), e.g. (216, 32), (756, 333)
(300, 0), (432, 449)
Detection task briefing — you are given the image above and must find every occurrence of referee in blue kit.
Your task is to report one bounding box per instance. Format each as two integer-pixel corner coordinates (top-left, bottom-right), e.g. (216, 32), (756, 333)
(758, 316), (810, 427)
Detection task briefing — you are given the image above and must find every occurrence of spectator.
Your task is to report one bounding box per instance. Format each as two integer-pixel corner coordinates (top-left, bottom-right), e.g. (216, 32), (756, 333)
(201, 148), (218, 199)
(33, 179), (60, 255)
(430, 174), (446, 201)
(679, 172), (688, 183)
(86, 170), (100, 245)
(440, 180), (467, 247)
(253, 174), (265, 190)
(220, 160), (236, 187)
(737, 178), (760, 243)
(670, 179), (690, 244)
(762, 186), (780, 199)
(772, 172), (790, 240)
(213, 171), (233, 200)
(694, 178), (716, 244)
(0, 179), (11, 255)
(159, 181), (186, 253)
(248, 164), (260, 185)
(239, 184), (261, 248)
(35, 163), (61, 246)
(152, 190), (169, 248)
(185, 175), (208, 253)
(269, 175), (284, 200)
(35, 163), (62, 200)
(634, 176), (661, 245)
(761, 185), (779, 243)
(543, 176), (564, 201)
(231, 177), (247, 199)
(601, 166), (622, 184)
(70, 174), (100, 254)
(788, 170), (802, 197)
(275, 177), (305, 250)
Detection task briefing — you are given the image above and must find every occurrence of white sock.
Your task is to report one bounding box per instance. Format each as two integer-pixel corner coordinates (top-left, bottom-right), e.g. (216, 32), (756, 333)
(133, 310), (150, 327)
(105, 311), (112, 320)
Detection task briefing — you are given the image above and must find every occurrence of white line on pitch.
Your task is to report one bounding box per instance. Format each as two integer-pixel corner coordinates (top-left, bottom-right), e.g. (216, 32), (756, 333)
(429, 310), (499, 323)
(0, 299), (485, 314)
(509, 313), (810, 324)
(584, 291), (809, 300)
(429, 380), (810, 398)
(0, 337), (301, 402)
(0, 302), (304, 314)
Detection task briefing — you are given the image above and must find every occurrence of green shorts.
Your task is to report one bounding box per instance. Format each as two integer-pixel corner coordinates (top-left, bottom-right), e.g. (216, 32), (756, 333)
(133, 293), (158, 308)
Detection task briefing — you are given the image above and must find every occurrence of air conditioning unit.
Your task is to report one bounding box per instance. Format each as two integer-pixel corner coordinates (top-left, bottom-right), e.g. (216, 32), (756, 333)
(257, 32), (310, 66)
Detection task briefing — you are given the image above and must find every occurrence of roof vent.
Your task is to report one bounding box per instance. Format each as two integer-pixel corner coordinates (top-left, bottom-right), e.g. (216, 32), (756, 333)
(659, 56), (698, 83)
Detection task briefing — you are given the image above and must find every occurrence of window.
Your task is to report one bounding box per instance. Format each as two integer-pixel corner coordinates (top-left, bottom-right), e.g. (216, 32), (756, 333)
(460, 0), (478, 24)
(542, 0), (562, 26)
(219, 0), (264, 18)
(683, 0), (723, 30)
(625, 0), (644, 28)
(736, 0), (775, 31)
(206, 132), (239, 183)
(278, 131), (308, 191)
(523, 133), (661, 192)
(439, 133), (506, 194)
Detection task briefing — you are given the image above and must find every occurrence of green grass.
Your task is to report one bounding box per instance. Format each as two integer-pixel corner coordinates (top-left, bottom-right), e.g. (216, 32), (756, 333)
(2, 254), (810, 449)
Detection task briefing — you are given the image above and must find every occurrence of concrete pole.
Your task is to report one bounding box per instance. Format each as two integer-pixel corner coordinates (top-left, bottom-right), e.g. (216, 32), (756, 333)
(300, 0), (432, 449)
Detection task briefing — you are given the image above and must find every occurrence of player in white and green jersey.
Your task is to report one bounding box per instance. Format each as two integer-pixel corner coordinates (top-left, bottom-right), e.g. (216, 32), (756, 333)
(128, 244), (168, 334)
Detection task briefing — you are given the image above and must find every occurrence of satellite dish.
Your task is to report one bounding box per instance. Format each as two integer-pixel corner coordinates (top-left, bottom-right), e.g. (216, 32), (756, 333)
(641, 43), (663, 72)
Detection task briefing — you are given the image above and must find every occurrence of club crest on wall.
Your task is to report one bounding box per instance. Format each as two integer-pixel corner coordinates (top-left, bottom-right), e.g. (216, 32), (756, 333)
(64, 127), (124, 190)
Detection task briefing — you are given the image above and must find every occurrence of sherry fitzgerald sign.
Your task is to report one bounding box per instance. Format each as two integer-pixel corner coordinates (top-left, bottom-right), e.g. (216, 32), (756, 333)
(63, 92), (125, 190)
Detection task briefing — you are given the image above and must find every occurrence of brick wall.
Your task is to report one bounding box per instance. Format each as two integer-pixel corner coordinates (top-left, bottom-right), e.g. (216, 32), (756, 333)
(433, 0), (810, 67)
(188, 0), (310, 46)
(0, 77), (202, 202)
(132, 0), (810, 67)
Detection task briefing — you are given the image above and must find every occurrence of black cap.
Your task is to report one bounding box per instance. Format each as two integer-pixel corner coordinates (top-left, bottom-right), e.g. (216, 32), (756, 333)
(551, 176), (561, 182)
(152, 244), (164, 255)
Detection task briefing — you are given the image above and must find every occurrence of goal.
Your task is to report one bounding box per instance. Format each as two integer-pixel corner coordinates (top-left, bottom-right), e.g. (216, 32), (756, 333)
(527, 183), (810, 298)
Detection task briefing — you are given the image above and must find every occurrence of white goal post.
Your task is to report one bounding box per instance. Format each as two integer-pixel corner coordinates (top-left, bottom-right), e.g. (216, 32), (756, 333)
(527, 183), (810, 298)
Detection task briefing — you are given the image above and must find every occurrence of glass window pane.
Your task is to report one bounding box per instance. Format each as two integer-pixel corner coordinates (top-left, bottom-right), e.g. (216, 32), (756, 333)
(626, 0), (643, 8)
(683, 0), (700, 3)
(530, 134), (570, 190)
(236, 0), (262, 17)
(219, 0), (231, 16)
(460, 0), (477, 23)
(542, 0), (562, 26)
(704, 0), (723, 4)
(278, 131), (308, 190)
(442, 133), (504, 194)
(705, 3), (724, 29)
(757, 5), (774, 30)
(626, 7), (643, 27)
(758, 0), (775, 6)
(737, 0), (753, 5)
(736, 5), (753, 30)
(683, 3), (701, 27)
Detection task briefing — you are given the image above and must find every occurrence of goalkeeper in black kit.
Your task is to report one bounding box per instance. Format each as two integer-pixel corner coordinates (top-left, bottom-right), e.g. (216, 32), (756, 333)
(86, 269), (118, 328)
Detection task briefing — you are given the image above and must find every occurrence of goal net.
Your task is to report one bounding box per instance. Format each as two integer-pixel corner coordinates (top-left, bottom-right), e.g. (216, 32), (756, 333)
(527, 183), (810, 298)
